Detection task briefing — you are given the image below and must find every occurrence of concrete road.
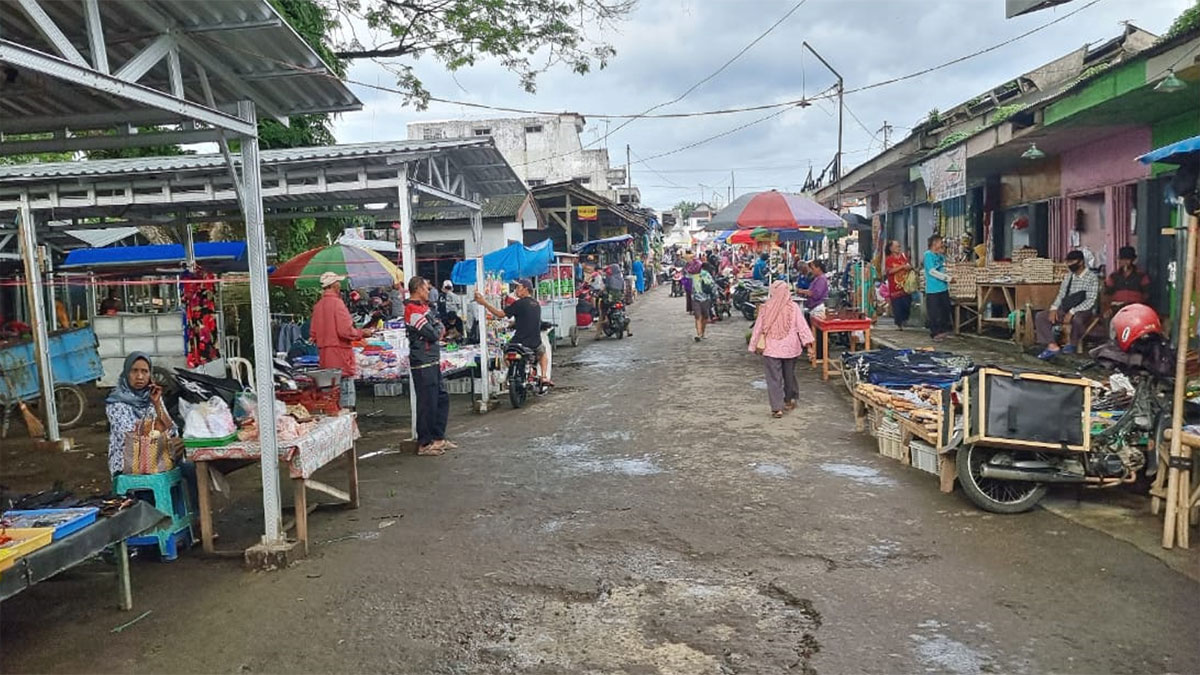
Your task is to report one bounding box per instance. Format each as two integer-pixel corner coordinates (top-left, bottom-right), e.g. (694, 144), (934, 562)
(3, 287), (1198, 674)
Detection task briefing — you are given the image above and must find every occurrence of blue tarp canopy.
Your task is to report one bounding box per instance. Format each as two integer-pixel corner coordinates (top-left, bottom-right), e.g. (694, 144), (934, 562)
(1137, 135), (1200, 166)
(61, 242), (249, 272)
(450, 239), (554, 285)
(572, 234), (632, 253)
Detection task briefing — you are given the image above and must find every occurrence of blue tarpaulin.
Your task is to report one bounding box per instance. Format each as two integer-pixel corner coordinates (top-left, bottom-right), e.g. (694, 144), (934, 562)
(572, 234), (632, 253)
(450, 239), (554, 285)
(61, 242), (249, 271)
(1137, 135), (1200, 166)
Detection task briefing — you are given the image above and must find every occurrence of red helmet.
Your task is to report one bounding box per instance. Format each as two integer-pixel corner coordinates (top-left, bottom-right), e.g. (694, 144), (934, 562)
(1110, 303), (1161, 352)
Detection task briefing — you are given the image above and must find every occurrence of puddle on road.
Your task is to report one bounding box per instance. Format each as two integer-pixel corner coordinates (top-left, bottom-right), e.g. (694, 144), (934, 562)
(750, 379), (768, 390)
(751, 463), (791, 478)
(909, 621), (993, 675)
(530, 437), (663, 477)
(819, 463), (898, 487)
(603, 457), (661, 476)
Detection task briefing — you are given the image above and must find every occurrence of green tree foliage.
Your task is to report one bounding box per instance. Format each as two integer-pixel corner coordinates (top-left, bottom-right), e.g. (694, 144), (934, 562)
(324, 0), (634, 107)
(673, 201), (699, 219)
(1163, 0), (1200, 41)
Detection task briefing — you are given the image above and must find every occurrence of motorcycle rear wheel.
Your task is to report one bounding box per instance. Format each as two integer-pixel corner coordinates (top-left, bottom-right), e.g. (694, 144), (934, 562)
(508, 364), (527, 408)
(742, 306), (757, 321)
(956, 444), (1048, 514)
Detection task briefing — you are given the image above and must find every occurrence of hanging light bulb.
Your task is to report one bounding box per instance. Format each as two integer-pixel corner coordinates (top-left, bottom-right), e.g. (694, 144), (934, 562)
(1021, 143), (1046, 160)
(1154, 69), (1187, 93)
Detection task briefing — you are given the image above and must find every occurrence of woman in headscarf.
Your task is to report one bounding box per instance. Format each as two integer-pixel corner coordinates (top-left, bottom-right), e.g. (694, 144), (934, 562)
(106, 352), (179, 476)
(690, 259), (716, 342)
(748, 281), (814, 418)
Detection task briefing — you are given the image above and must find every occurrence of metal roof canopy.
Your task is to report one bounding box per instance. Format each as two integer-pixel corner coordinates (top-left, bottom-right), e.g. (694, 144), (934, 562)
(0, 0), (363, 556)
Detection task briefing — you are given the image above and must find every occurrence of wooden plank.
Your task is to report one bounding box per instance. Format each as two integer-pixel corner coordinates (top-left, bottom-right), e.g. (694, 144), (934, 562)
(116, 540), (132, 611)
(939, 452), (957, 493)
(195, 460), (215, 554)
(306, 478), (351, 503)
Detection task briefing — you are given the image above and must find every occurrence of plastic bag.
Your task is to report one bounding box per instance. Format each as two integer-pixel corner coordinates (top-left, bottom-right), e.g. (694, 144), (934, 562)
(182, 397), (237, 439)
(232, 391), (259, 423)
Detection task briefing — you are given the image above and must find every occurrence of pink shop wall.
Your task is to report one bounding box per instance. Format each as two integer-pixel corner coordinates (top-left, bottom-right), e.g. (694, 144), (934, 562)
(1060, 127), (1151, 196)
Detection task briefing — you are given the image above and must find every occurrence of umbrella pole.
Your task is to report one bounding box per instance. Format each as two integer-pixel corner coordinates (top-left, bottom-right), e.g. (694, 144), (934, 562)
(1164, 211), (1198, 549)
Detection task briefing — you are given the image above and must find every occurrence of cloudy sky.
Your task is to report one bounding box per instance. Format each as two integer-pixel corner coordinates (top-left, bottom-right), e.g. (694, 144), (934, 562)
(331, 0), (1193, 211)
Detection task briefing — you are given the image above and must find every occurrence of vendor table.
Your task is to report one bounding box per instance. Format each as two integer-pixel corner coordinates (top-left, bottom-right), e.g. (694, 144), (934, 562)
(810, 315), (872, 381)
(186, 414), (360, 555)
(0, 501), (167, 610)
(976, 282), (1060, 343)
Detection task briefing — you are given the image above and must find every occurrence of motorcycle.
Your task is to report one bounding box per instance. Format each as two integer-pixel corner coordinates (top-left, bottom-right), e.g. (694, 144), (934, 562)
(603, 298), (631, 339)
(711, 275), (733, 320)
(505, 321), (554, 408)
(670, 267), (685, 297)
(953, 304), (1172, 513)
(732, 279), (768, 321)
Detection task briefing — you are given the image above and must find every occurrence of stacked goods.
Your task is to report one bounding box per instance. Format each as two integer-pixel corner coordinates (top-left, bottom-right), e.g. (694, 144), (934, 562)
(1021, 257), (1056, 283)
(1012, 248), (1039, 264)
(980, 260), (1015, 282)
(948, 262), (976, 299)
(1053, 262), (1070, 282)
(877, 417), (904, 459)
(855, 382), (944, 438)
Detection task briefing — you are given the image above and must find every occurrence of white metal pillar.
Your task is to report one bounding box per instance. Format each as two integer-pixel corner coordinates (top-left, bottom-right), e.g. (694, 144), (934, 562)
(237, 100), (282, 544)
(183, 221), (196, 271)
(397, 165), (418, 440)
(471, 202), (489, 411)
(16, 197), (59, 441)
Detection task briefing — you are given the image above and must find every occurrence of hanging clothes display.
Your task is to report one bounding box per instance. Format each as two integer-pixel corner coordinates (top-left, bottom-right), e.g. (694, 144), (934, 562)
(182, 272), (220, 368)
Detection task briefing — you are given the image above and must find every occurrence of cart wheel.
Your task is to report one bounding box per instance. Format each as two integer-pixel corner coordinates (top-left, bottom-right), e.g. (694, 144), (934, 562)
(54, 384), (87, 429)
(569, 326), (579, 347)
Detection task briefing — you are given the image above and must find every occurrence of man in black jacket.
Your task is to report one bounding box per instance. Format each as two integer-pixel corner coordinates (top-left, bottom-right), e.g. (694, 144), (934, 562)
(404, 276), (452, 456)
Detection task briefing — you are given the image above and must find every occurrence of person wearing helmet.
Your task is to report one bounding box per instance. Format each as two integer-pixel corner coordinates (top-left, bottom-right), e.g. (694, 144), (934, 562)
(1104, 246), (1151, 312)
(1110, 303), (1162, 352)
(1036, 250), (1099, 360)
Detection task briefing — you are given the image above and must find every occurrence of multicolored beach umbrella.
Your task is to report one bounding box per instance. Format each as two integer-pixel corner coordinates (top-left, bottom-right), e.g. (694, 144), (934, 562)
(270, 244), (403, 290)
(707, 190), (843, 230)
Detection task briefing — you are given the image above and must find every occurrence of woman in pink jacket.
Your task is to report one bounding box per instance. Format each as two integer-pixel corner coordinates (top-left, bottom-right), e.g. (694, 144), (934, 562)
(748, 281), (815, 418)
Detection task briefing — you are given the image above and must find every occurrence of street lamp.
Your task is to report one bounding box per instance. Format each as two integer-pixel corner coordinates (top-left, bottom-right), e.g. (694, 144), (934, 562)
(1022, 143), (1046, 160)
(1154, 69), (1187, 93)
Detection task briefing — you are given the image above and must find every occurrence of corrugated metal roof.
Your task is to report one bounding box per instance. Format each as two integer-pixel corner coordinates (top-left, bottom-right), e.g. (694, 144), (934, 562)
(0, 138), (498, 181)
(0, 0), (359, 132)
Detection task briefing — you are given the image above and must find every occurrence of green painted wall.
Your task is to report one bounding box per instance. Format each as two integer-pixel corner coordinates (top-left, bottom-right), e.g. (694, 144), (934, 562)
(1043, 61), (1148, 126)
(1151, 110), (1200, 176)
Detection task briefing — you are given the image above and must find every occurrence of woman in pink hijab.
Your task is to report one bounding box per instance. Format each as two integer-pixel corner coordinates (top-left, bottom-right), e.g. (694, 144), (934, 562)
(748, 281), (814, 418)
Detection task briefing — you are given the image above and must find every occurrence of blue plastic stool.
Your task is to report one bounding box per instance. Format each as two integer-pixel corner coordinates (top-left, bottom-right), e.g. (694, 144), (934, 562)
(113, 468), (195, 561)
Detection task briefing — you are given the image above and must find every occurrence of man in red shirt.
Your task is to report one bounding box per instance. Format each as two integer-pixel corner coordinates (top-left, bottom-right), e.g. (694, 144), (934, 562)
(1104, 246), (1151, 313)
(311, 272), (373, 409)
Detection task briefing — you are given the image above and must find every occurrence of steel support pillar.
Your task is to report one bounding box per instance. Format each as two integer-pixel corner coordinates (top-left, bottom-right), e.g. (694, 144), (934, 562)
(471, 202), (489, 411)
(16, 197), (59, 441)
(397, 165), (418, 440)
(237, 101), (282, 544)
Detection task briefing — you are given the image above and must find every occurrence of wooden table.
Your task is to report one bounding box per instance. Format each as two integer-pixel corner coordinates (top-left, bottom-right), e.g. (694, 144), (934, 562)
(810, 314), (872, 381)
(976, 282), (1061, 343)
(186, 413), (360, 555)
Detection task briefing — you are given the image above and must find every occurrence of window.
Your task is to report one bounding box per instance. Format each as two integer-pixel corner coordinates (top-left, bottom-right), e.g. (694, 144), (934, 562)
(422, 127), (445, 140)
(527, 179), (545, 187)
(473, 128), (492, 136)
(525, 125), (543, 134)
(575, 176), (591, 185)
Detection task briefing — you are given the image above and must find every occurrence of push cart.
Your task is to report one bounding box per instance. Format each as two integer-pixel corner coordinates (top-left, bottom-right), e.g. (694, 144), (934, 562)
(0, 327), (103, 437)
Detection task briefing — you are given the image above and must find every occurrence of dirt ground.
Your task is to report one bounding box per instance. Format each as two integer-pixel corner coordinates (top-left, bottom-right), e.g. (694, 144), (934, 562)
(2, 287), (1199, 674)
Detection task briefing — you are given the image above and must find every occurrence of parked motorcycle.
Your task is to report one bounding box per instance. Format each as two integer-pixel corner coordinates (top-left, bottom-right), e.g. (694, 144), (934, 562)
(953, 304), (1172, 513)
(711, 275), (733, 320)
(505, 321), (554, 408)
(603, 298), (631, 339)
(732, 280), (768, 321)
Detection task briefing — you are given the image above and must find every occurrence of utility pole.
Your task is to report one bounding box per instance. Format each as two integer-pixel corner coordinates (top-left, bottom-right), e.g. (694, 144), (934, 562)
(880, 120), (893, 150)
(731, 170), (736, 201)
(803, 41), (843, 213)
(626, 144), (632, 188)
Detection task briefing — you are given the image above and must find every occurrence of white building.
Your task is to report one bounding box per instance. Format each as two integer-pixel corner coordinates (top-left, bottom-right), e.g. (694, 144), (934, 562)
(408, 113), (641, 206)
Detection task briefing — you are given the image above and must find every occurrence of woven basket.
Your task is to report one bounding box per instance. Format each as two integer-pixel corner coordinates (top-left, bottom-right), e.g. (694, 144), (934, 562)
(1053, 262), (1070, 282)
(948, 263), (976, 299)
(1012, 248), (1039, 264)
(1021, 258), (1056, 284)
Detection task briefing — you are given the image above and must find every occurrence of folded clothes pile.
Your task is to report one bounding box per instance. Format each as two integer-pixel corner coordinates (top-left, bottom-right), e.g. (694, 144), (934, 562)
(843, 349), (974, 389)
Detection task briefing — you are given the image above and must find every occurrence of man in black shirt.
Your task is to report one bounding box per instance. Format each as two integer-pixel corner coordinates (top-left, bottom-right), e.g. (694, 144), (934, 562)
(475, 279), (552, 386)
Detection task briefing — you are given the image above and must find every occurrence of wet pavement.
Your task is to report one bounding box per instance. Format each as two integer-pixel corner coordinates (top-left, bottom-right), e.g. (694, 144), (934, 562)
(3, 287), (1199, 674)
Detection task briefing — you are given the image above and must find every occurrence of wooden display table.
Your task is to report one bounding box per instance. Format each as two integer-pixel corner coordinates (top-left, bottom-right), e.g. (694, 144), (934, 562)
(976, 281), (1061, 344)
(810, 314), (872, 381)
(186, 413), (360, 555)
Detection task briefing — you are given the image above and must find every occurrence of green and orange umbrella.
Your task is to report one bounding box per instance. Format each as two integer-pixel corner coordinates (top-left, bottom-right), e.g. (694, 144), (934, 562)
(270, 244), (403, 290)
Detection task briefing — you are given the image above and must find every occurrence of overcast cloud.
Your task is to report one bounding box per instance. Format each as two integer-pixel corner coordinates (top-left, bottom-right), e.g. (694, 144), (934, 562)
(331, 0), (1193, 210)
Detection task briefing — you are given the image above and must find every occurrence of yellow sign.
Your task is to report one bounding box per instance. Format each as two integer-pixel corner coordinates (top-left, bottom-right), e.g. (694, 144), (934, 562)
(576, 205), (598, 221)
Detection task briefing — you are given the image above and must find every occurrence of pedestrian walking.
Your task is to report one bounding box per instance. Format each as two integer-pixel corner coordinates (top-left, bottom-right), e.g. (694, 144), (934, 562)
(884, 240), (913, 329)
(404, 276), (452, 456)
(691, 261), (716, 342)
(749, 281), (814, 418)
(683, 257), (699, 315)
(311, 271), (372, 409)
(632, 255), (645, 294)
(923, 234), (953, 340)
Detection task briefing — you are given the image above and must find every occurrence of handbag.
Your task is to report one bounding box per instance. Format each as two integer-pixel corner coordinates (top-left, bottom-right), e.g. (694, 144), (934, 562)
(901, 269), (918, 295)
(1059, 276), (1088, 313)
(123, 416), (177, 475)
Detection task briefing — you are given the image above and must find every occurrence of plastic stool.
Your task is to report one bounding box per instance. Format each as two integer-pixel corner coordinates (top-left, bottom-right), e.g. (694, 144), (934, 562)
(113, 468), (195, 561)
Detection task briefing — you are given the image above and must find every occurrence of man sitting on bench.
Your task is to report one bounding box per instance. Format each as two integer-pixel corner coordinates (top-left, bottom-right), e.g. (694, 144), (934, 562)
(1104, 245), (1151, 313)
(1036, 250), (1098, 360)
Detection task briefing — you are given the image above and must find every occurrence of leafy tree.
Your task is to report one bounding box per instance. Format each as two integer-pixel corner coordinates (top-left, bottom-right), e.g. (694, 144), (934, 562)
(323, 0), (635, 107)
(673, 201), (699, 220)
(1163, 0), (1200, 41)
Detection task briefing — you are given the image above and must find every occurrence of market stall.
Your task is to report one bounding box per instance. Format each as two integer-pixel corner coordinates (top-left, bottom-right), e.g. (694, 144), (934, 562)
(538, 253), (579, 347)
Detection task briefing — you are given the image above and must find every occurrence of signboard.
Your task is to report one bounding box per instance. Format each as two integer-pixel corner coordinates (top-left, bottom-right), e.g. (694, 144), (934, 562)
(919, 144), (967, 204)
(576, 205), (598, 221)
